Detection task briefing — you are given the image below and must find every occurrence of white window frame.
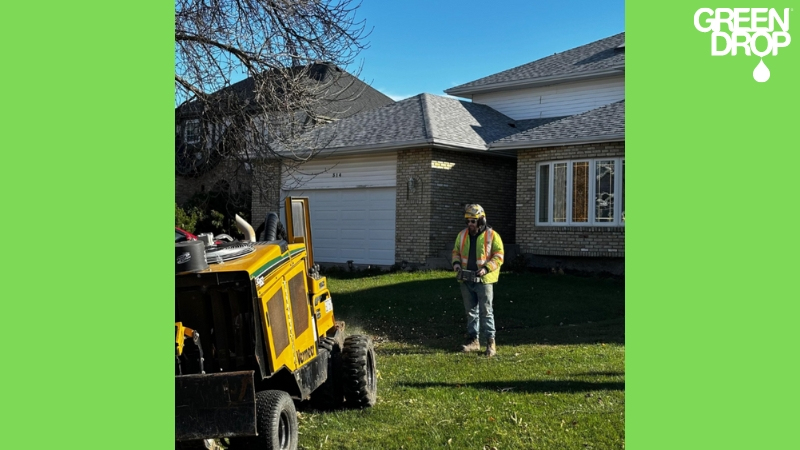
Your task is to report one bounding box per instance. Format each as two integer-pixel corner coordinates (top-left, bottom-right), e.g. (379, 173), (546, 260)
(184, 119), (201, 144)
(536, 157), (625, 226)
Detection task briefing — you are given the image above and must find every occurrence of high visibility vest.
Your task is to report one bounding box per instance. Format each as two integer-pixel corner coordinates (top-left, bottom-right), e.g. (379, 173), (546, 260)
(452, 227), (504, 283)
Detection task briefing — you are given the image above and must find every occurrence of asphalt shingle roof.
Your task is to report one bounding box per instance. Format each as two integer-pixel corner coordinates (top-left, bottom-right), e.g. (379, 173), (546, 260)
(446, 33), (625, 94)
(491, 100), (625, 147)
(424, 94), (527, 147)
(289, 93), (524, 152)
(285, 95), (624, 155)
(278, 35), (627, 155)
(177, 63), (394, 119)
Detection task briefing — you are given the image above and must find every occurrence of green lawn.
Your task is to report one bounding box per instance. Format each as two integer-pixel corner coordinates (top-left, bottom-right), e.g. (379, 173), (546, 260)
(297, 269), (625, 450)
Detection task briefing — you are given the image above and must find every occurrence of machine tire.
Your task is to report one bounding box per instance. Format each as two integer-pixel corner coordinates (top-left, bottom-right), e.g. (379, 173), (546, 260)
(341, 335), (377, 407)
(235, 390), (298, 450)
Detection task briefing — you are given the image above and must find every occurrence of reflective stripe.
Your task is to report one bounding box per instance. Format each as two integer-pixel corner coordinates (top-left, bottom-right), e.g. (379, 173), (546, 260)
(458, 229), (468, 265)
(454, 229), (469, 266)
(456, 229), (485, 266)
(451, 227), (503, 283)
(454, 228), (504, 273)
(484, 229), (493, 261)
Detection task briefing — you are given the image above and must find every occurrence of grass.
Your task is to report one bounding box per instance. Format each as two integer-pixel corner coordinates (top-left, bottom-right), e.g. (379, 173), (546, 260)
(295, 269), (625, 450)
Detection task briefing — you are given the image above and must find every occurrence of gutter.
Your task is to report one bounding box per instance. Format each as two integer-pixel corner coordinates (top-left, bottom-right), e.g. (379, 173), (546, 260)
(488, 133), (625, 151)
(445, 67), (625, 97)
(273, 137), (516, 159)
(266, 133), (624, 159)
(295, 139), (434, 157)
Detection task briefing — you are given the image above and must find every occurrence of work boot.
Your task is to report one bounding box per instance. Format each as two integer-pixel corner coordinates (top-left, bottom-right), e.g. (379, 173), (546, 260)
(460, 336), (480, 352)
(485, 338), (496, 357)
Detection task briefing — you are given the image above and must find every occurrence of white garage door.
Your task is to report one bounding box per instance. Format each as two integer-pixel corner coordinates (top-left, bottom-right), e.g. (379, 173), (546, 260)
(281, 153), (397, 266)
(283, 187), (396, 266)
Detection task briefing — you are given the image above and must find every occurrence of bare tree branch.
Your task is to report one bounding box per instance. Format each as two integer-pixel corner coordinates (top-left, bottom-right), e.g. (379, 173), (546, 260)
(175, 0), (373, 212)
(175, 74), (208, 101)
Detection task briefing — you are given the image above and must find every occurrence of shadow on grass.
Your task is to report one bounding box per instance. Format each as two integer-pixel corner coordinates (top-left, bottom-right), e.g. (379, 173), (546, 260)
(398, 379), (625, 394)
(328, 270), (624, 351)
(574, 371), (625, 377)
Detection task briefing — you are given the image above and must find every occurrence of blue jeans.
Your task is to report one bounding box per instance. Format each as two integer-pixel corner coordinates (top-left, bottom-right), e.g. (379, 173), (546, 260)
(460, 281), (495, 340)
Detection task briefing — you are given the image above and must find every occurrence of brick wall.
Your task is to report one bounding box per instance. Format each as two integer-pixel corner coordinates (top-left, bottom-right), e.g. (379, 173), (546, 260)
(396, 148), (517, 265)
(175, 160), (249, 206)
(250, 160), (283, 228)
(516, 142), (625, 257)
(395, 148), (433, 264)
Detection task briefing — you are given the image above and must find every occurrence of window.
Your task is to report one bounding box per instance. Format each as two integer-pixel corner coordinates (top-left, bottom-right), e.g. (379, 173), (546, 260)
(184, 119), (201, 144)
(537, 158), (625, 226)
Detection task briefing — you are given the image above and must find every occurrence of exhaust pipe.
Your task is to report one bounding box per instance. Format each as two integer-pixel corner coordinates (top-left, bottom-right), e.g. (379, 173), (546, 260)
(234, 214), (256, 243)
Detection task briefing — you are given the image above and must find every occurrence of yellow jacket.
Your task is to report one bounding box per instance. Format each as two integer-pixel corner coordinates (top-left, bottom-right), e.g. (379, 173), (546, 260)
(452, 227), (504, 283)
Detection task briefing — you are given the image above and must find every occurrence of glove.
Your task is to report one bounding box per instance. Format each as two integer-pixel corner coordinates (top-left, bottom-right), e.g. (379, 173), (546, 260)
(453, 263), (462, 273)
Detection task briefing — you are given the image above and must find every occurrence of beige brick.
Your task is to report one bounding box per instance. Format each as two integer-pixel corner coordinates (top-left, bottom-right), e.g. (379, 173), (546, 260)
(514, 142), (625, 258)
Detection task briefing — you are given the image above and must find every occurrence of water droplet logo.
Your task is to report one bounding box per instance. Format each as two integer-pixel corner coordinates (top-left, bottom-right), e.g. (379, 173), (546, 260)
(694, 8), (791, 82)
(753, 59), (770, 82)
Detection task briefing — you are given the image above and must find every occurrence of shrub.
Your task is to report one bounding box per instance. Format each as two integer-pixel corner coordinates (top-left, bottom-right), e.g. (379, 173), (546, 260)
(177, 185), (252, 238)
(175, 203), (205, 233)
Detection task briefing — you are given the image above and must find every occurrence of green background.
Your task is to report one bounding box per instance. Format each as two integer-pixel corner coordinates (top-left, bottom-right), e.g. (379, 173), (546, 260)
(1, 2), (174, 449)
(627, 1), (800, 448)
(3, 1), (799, 449)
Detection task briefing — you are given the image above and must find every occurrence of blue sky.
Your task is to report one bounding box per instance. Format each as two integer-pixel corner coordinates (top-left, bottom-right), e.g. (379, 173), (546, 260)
(353, 0), (625, 100)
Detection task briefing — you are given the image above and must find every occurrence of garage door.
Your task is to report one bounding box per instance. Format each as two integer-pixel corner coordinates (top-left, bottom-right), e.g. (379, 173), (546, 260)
(280, 153), (397, 266)
(283, 187), (396, 266)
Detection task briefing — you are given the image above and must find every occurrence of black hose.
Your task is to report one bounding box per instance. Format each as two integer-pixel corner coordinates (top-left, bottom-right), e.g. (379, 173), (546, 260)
(263, 212), (279, 241)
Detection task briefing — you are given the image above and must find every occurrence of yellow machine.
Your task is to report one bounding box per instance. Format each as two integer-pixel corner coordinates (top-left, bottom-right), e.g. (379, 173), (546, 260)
(175, 197), (376, 450)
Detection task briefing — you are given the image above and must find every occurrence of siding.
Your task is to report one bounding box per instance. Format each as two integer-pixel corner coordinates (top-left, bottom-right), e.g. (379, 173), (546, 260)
(281, 152), (397, 190)
(472, 76), (624, 120)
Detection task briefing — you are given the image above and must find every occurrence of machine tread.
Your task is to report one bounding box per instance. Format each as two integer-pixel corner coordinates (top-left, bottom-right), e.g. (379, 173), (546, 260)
(234, 390), (297, 450)
(341, 335), (377, 407)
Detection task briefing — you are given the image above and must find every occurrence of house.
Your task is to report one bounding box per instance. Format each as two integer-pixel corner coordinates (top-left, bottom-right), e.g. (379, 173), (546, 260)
(174, 63), (395, 208)
(249, 33), (625, 273)
(447, 32), (625, 274)
(259, 94), (525, 267)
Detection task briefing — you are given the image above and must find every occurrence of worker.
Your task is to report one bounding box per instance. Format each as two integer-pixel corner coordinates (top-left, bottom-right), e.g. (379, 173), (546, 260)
(452, 204), (504, 357)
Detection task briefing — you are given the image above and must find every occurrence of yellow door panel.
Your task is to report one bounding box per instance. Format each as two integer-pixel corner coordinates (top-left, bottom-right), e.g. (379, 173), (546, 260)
(259, 275), (291, 373)
(283, 258), (317, 369)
